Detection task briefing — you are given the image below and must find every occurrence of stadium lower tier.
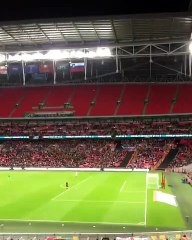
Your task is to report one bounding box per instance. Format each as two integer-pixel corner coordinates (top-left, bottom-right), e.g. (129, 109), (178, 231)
(0, 138), (191, 169)
(1, 83), (192, 118)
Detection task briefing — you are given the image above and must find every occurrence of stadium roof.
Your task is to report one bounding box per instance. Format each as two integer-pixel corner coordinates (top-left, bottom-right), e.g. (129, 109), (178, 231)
(0, 12), (192, 52)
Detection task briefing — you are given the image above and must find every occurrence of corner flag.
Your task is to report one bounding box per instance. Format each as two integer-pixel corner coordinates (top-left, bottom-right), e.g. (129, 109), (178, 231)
(161, 172), (166, 189)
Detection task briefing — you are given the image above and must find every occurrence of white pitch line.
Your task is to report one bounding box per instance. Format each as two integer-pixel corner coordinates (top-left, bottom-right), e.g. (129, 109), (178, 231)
(54, 199), (145, 204)
(144, 173), (148, 226)
(51, 191), (66, 201)
(52, 176), (93, 201)
(120, 181), (126, 192)
(0, 218), (145, 226)
(123, 190), (145, 193)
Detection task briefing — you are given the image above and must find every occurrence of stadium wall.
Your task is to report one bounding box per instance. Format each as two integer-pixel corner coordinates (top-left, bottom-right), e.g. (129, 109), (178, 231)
(0, 230), (191, 240)
(0, 167), (149, 172)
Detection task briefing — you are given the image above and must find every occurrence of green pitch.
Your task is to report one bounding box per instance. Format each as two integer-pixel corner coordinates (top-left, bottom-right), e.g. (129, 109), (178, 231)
(0, 171), (189, 233)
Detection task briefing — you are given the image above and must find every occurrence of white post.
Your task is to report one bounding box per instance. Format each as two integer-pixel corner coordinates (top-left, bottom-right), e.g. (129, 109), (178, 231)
(116, 47), (119, 73)
(149, 45), (152, 79)
(184, 55), (187, 76)
(84, 56), (87, 80)
(5, 53), (9, 81)
(21, 60), (25, 86)
(91, 60), (93, 77)
(53, 60), (56, 84)
(119, 58), (122, 73)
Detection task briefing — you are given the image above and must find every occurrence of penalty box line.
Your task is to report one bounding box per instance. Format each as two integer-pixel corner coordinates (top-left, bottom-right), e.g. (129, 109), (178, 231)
(144, 173), (148, 226)
(119, 177), (147, 225)
(51, 175), (93, 201)
(119, 181), (146, 193)
(53, 199), (145, 204)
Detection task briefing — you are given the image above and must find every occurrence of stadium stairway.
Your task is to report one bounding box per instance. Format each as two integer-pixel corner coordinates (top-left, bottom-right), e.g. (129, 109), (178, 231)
(87, 86), (100, 116)
(172, 84), (192, 113)
(114, 84), (126, 115)
(67, 86), (76, 103)
(8, 91), (27, 117)
(142, 84), (151, 115)
(169, 84), (179, 113)
(71, 85), (97, 116)
(158, 148), (179, 169)
(42, 88), (53, 106)
(145, 84), (177, 115)
(119, 151), (134, 167)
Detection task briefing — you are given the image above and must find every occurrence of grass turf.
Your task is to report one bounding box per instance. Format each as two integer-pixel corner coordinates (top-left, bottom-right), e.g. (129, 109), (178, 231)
(0, 170), (189, 233)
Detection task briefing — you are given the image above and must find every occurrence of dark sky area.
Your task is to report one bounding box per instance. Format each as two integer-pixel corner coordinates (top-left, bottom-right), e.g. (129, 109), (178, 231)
(0, 0), (190, 22)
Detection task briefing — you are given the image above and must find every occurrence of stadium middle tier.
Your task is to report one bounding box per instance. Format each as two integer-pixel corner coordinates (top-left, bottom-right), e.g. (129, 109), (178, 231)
(1, 83), (192, 118)
(0, 119), (192, 136)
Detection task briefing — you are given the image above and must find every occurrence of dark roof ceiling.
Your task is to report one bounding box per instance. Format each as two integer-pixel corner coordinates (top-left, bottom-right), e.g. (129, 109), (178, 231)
(0, 12), (191, 52)
(0, 0), (191, 51)
(0, 0), (190, 21)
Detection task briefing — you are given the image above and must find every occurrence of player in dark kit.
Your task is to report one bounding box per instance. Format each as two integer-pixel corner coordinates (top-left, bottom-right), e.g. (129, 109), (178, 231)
(66, 182), (69, 189)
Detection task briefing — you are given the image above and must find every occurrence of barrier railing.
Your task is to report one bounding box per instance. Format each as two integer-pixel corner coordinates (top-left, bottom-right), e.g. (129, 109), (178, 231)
(0, 167), (149, 172)
(0, 230), (191, 240)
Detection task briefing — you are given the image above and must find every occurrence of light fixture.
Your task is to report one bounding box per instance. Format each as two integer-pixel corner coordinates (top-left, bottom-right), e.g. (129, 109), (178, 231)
(189, 41), (192, 54)
(0, 54), (5, 62)
(3, 47), (112, 62)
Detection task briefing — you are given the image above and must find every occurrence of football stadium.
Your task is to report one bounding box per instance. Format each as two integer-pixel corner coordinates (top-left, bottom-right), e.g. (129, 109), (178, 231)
(0, 4), (191, 240)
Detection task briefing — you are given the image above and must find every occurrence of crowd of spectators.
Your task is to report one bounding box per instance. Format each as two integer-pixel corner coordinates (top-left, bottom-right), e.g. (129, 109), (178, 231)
(0, 120), (191, 136)
(0, 140), (127, 168)
(0, 119), (192, 169)
(0, 138), (189, 169)
(126, 139), (174, 169)
(186, 173), (192, 185)
(168, 140), (192, 168)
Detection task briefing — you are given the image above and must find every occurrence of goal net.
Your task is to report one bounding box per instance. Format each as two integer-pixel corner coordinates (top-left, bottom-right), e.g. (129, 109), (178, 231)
(147, 173), (159, 189)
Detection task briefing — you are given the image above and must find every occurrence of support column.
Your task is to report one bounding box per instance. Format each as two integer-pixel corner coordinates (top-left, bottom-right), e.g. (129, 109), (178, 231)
(184, 55), (187, 76)
(119, 58), (122, 73)
(5, 53), (9, 81)
(189, 54), (191, 77)
(116, 47), (119, 73)
(53, 60), (56, 84)
(84, 57), (87, 80)
(21, 60), (25, 86)
(90, 60), (93, 78)
(149, 45), (152, 79)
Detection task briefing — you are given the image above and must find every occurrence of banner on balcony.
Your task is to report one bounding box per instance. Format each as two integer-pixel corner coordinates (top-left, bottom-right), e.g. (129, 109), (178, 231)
(39, 63), (53, 73)
(8, 64), (22, 75)
(70, 62), (85, 73)
(0, 65), (7, 74)
(25, 64), (39, 74)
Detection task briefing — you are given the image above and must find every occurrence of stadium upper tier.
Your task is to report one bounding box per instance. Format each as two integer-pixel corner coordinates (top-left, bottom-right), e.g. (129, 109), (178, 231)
(1, 83), (192, 118)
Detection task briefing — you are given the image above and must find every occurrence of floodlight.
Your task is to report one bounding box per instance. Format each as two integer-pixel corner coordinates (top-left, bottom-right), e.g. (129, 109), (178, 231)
(32, 52), (44, 60)
(8, 54), (22, 61)
(46, 50), (63, 60)
(87, 50), (97, 58)
(189, 41), (192, 54)
(63, 51), (70, 58)
(70, 50), (77, 58)
(75, 50), (84, 58)
(22, 53), (34, 61)
(0, 54), (5, 62)
(96, 47), (111, 57)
